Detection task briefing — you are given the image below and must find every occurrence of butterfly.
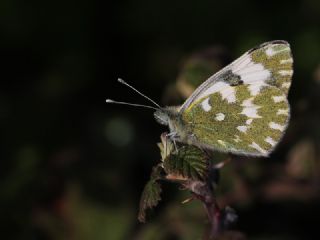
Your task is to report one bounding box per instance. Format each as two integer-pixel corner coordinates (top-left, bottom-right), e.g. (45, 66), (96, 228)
(107, 40), (293, 157)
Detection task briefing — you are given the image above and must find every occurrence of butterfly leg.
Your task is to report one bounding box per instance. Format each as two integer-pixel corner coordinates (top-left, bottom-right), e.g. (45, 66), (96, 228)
(165, 132), (179, 152)
(166, 132), (177, 138)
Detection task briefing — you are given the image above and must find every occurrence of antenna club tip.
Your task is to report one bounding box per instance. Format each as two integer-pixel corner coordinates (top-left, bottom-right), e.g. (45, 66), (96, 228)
(106, 99), (114, 103)
(117, 78), (124, 83)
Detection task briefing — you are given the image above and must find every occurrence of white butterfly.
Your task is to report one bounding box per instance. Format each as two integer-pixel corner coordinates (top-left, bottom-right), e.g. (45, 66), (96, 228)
(107, 40), (293, 156)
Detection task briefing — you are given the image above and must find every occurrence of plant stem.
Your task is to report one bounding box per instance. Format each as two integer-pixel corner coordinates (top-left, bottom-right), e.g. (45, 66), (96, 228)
(185, 180), (222, 239)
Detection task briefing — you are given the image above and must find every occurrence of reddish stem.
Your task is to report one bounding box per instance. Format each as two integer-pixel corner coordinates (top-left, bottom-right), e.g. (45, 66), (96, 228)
(192, 189), (222, 238)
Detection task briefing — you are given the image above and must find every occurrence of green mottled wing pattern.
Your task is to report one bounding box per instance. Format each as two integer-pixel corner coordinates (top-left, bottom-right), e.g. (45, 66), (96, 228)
(182, 85), (289, 156)
(180, 41), (293, 156)
(249, 41), (293, 94)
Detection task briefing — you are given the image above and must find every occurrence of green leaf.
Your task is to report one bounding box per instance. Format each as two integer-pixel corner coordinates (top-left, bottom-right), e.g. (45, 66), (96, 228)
(138, 165), (163, 223)
(149, 164), (163, 181)
(163, 145), (208, 181)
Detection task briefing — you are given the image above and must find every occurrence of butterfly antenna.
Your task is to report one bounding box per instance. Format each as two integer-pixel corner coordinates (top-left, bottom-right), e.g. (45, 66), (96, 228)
(117, 78), (161, 108)
(106, 99), (158, 110)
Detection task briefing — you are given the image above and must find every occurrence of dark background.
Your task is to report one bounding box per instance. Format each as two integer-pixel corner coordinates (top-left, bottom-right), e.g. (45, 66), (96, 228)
(1, 0), (320, 239)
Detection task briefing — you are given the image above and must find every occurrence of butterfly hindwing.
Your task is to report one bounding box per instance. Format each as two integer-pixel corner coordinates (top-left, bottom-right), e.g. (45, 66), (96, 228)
(179, 41), (292, 156)
(181, 85), (289, 156)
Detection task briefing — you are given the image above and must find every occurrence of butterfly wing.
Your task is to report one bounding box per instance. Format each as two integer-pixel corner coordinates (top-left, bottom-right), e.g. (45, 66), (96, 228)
(179, 41), (293, 156)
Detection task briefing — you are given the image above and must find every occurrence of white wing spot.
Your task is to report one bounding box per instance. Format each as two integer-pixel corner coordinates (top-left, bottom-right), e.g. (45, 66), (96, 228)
(197, 82), (236, 103)
(231, 54), (271, 96)
(248, 82), (268, 96)
(279, 70), (293, 76)
(239, 69), (270, 83)
(265, 136), (276, 147)
(240, 98), (262, 118)
(280, 58), (293, 64)
(215, 113), (225, 121)
(249, 142), (267, 155)
(236, 64), (270, 83)
(201, 98), (211, 112)
(266, 47), (276, 57)
(237, 125), (248, 133)
(233, 135), (241, 143)
(220, 86), (236, 103)
(246, 118), (253, 125)
(266, 46), (289, 57)
(269, 122), (286, 132)
(236, 62), (265, 75)
(272, 95), (286, 103)
(217, 140), (227, 147)
(277, 109), (289, 115)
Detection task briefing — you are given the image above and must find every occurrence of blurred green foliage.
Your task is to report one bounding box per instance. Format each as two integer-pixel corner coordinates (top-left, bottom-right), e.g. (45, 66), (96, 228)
(1, 0), (320, 239)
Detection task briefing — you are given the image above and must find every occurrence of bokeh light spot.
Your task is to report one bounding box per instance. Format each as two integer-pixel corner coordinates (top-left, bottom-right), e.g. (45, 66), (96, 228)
(105, 117), (134, 147)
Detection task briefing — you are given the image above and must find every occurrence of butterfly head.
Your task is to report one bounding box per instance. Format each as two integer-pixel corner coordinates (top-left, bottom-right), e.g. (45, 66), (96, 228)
(154, 108), (170, 126)
(154, 107), (180, 128)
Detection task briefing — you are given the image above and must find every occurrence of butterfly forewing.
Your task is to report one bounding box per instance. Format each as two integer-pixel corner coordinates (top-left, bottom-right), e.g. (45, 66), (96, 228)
(245, 41), (293, 94)
(179, 40), (292, 111)
(179, 41), (293, 156)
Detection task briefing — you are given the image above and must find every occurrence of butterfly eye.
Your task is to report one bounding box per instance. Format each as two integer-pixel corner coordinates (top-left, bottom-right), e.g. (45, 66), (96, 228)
(154, 110), (169, 126)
